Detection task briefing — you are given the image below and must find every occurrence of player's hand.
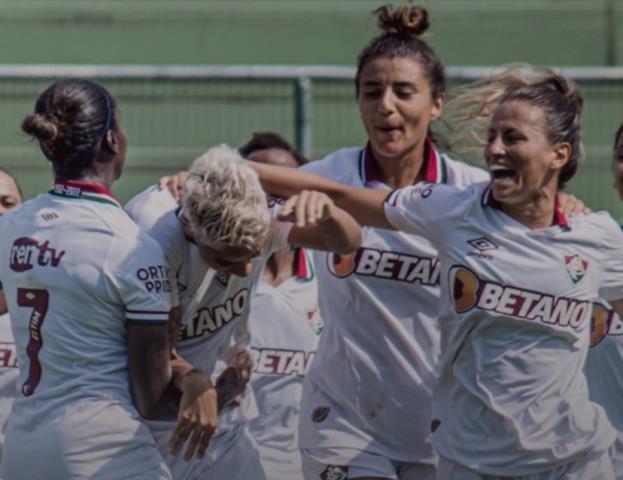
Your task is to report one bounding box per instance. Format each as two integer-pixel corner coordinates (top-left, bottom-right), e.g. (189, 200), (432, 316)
(169, 369), (218, 461)
(215, 350), (253, 410)
(157, 170), (188, 203)
(277, 190), (335, 227)
(557, 192), (590, 216)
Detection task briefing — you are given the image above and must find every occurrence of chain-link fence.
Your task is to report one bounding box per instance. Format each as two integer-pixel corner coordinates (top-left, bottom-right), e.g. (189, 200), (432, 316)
(3, 65), (622, 219)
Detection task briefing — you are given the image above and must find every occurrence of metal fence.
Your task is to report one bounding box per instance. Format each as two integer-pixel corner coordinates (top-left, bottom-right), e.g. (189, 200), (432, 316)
(3, 65), (623, 218)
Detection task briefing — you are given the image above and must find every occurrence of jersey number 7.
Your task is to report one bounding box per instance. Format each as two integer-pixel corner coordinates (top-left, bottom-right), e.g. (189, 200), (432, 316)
(17, 288), (49, 396)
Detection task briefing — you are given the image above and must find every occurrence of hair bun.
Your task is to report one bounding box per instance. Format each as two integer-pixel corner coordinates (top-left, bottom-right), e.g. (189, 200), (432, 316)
(22, 113), (58, 144)
(375, 3), (429, 38)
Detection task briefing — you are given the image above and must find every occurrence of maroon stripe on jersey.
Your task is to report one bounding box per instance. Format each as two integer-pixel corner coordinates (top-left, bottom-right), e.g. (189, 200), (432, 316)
(483, 184), (569, 228)
(422, 136), (440, 183)
(362, 136), (442, 185)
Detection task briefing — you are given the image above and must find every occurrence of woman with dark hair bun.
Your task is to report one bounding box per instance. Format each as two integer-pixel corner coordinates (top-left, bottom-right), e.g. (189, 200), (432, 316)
(0, 79), (214, 479)
(289, 3), (488, 479)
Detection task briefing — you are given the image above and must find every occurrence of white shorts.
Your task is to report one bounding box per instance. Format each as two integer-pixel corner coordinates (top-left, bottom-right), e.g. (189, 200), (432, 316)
(2, 399), (171, 480)
(302, 447), (436, 480)
(436, 450), (614, 480)
(151, 422), (266, 480)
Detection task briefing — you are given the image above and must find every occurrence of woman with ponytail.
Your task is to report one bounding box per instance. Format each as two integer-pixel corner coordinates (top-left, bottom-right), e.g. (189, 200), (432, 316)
(254, 68), (622, 479)
(291, 4), (489, 479)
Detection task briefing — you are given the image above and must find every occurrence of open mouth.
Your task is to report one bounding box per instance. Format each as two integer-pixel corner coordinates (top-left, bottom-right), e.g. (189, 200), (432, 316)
(489, 164), (516, 181)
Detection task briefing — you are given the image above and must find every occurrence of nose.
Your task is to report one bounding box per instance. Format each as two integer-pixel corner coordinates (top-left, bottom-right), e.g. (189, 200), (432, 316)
(378, 89), (395, 115)
(485, 135), (505, 161)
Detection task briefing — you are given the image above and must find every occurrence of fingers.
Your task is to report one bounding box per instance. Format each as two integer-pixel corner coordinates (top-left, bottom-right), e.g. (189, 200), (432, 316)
(169, 417), (193, 456)
(277, 191), (334, 227)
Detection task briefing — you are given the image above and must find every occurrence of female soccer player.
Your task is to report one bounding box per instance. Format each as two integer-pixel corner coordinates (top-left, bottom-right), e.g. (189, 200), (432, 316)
(239, 133), (323, 480)
(0, 79), (211, 479)
(583, 123), (623, 479)
(127, 143), (360, 480)
(0, 168), (21, 467)
(254, 71), (623, 479)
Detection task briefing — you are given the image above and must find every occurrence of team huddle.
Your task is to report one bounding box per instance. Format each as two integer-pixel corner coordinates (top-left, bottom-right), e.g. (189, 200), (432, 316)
(0, 3), (622, 480)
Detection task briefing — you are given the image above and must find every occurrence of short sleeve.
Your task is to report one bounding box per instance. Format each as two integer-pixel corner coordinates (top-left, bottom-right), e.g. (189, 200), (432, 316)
(598, 218), (623, 301)
(384, 182), (461, 248)
(107, 233), (172, 325)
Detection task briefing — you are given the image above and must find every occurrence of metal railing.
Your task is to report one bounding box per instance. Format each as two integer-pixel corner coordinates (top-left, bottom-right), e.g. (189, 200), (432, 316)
(4, 64), (623, 158)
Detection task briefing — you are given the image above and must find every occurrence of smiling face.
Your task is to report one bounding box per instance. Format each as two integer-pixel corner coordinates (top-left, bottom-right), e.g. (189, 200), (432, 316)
(357, 56), (442, 163)
(613, 130), (623, 200)
(485, 100), (570, 206)
(0, 170), (21, 216)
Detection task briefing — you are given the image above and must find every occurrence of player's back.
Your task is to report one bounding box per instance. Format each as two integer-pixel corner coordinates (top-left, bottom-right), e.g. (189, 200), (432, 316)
(0, 190), (147, 416)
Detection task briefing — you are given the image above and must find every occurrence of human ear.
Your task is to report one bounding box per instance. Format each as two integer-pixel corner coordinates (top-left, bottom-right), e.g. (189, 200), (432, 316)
(552, 142), (572, 170)
(430, 95), (444, 121)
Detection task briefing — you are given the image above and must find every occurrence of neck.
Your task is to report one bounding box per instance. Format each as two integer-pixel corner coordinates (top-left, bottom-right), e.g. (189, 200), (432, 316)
(79, 172), (115, 191)
(371, 140), (426, 189)
(501, 187), (559, 229)
(262, 249), (295, 287)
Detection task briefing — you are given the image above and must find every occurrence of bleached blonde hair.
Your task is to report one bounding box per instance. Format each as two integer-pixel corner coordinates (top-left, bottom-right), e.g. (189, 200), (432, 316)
(182, 144), (270, 251)
(432, 64), (561, 165)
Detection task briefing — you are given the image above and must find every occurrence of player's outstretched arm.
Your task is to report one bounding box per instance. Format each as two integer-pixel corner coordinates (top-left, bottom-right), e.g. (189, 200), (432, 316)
(249, 160), (393, 230)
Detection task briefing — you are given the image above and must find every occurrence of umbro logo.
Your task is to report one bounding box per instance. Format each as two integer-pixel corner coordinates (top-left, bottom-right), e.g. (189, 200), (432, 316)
(467, 237), (498, 260)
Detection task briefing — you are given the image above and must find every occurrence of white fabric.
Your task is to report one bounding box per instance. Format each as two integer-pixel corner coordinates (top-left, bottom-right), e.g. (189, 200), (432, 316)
(298, 147), (488, 463)
(436, 451), (614, 480)
(248, 250), (321, 480)
(301, 447), (436, 480)
(586, 309), (623, 479)
(0, 190), (172, 479)
(126, 186), (291, 478)
(384, 182), (620, 476)
(0, 313), (17, 474)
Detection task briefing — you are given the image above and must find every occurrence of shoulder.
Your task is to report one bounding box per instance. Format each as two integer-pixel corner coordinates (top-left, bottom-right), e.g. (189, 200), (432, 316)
(125, 185), (178, 231)
(440, 152), (490, 188)
(301, 147), (363, 181)
(569, 211), (623, 241)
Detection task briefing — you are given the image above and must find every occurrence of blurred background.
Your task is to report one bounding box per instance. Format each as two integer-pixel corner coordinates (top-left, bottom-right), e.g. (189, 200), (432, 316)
(2, 0), (622, 217)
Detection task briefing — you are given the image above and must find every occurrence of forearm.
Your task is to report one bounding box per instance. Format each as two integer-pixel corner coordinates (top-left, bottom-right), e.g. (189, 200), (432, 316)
(249, 160), (346, 199)
(310, 208), (362, 254)
(0, 291), (7, 315)
(250, 160), (393, 229)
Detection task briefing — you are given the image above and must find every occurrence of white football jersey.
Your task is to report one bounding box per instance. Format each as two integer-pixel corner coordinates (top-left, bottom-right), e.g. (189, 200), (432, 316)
(0, 179), (172, 479)
(126, 186), (291, 473)
(586, 304), (623, 479)
(298, 141), (489, 463)
(384, 181), (620, 475)
(0, 312), (17, 463)
(248, 248), (321, 480)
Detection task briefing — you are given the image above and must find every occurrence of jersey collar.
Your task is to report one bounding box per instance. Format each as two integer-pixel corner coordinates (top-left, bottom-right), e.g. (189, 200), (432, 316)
(50, 178), (121, 208)
(481, 184), (569, 229)
(359, 137), (447, 186)
(293, 248), (314, 281)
